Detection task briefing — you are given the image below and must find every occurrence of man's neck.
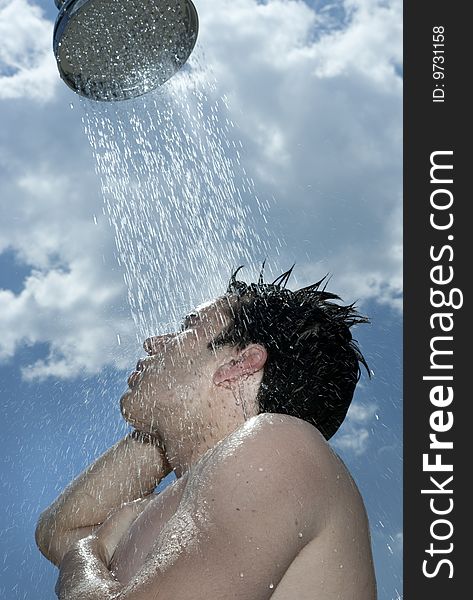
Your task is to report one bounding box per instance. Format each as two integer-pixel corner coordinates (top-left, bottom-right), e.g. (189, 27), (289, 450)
(164, 416), (245, 478)
(161, 385), (260, 477)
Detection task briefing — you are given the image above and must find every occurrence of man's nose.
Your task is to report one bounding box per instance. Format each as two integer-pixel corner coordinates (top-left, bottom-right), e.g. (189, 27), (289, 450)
(143, 334), (174, 355)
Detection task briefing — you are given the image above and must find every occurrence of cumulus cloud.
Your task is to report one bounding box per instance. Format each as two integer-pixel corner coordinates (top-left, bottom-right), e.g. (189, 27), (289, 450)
(332, 398), (378, 455)
(0, 165), (137, 378)
(0, 0), (57, 100)
(0, 265), (133, 379)
(194, 0), (402, 309)
(0, 0), (402, 379)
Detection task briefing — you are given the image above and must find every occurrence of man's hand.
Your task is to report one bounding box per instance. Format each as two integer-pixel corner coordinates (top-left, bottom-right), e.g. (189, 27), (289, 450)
(94, 497), (154, 566)
(55, 535), (121, 600)
(36, 432), (172, 566)
(55, 496), (154, 600)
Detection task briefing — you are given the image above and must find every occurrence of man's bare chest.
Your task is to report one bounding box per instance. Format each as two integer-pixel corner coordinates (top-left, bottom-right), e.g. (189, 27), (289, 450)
(110, 473), (188, 584)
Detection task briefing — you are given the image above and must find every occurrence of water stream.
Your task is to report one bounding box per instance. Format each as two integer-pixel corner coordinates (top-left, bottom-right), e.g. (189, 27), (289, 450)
(82, 60), (284, 340)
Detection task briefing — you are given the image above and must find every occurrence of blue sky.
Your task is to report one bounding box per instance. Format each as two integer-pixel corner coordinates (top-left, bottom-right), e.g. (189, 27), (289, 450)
(0, 0), (402, 598)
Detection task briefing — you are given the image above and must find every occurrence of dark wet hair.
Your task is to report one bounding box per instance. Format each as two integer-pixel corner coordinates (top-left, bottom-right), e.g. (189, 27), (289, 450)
(210, 264), (370, 440)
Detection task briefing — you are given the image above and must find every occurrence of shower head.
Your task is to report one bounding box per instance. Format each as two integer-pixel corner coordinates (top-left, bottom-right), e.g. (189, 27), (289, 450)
(53, 0), (199, 101)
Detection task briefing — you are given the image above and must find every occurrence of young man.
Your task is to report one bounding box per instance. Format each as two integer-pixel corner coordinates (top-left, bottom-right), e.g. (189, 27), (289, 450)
(36, 267), (377, 600)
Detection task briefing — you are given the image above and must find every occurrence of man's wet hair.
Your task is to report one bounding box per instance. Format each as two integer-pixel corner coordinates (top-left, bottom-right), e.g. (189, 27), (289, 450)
(210, 264), (370, 440)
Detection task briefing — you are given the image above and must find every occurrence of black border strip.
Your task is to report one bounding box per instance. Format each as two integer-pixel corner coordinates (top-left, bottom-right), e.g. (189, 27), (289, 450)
(404, 2), (468, 597)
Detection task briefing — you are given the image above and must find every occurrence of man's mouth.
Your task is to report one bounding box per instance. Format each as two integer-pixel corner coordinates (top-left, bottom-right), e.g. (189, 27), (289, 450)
(127, 355), (166, 388)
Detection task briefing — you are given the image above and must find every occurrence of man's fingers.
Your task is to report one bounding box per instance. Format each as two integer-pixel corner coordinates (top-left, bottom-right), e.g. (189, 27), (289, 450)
(95, 497), (154, 564)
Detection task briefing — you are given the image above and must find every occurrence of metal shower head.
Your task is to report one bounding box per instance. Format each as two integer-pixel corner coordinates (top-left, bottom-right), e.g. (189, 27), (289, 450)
(53, 0), (199, 102)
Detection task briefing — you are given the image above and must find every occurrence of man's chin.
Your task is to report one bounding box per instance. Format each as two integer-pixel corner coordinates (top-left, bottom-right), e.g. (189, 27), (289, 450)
(122, 414), (152, 434)
(120, 390), (142, 429)
(119, 387), (161, 435)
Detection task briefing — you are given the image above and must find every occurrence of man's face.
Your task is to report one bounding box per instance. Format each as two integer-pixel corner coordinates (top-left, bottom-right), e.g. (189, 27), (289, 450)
(120, 296), (235, 435)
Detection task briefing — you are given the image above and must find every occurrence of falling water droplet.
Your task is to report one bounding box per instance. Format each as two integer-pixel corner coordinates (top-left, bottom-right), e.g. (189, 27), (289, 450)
(116, 333), (121, 346)
(81, 65), (283, 342)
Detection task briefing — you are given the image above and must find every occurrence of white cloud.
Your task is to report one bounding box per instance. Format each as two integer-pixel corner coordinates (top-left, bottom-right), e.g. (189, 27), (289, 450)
(332, 399), (378, 455)
(334, 427), (370, 455)
(346, 400), (378, 423)
(312, 0), (403, 81)
(0, 263), (134, 379)
(192, 0), (402, 309)
(0, 161), (137, 378)
(0, 0), (57, 100)
(0, 0), (402, 379)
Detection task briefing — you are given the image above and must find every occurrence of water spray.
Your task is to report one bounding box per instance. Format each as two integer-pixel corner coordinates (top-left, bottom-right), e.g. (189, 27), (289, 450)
(53, 0), (199, 101)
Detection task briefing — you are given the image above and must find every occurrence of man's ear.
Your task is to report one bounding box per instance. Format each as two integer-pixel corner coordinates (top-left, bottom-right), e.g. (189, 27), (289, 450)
(213, 344), (268, 387)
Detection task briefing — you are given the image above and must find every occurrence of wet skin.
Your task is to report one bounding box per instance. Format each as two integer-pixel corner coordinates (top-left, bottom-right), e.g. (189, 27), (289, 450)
(38, 296), (376, 599)
(108, 414), (377, 600)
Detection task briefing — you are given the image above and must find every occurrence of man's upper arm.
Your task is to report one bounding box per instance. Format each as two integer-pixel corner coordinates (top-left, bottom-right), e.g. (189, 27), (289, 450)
(117, 415), (332, 600)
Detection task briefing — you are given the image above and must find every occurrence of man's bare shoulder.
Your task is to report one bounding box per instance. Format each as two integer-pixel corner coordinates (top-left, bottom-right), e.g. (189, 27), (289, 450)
(194, 414), (376, 600)
(112, 415), (375, 599)
(186, 413), (352, 533)
(193, 413), (346, 493)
